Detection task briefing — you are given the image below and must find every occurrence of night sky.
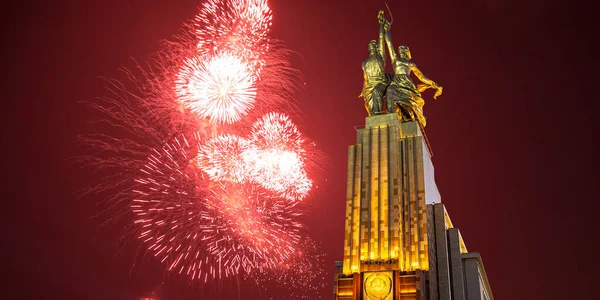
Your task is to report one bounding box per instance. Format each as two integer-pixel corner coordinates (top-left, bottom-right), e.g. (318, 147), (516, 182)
(5, 0), (599, 299)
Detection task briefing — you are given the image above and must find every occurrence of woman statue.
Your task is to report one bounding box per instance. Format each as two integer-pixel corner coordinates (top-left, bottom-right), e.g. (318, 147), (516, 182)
(383, 21), (442, 127)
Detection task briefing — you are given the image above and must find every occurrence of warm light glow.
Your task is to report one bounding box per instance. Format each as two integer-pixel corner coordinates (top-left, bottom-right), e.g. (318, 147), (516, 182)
(364, 272), (393, 300)
(400, 287), (417, 294)
(338, 290), (354, 296)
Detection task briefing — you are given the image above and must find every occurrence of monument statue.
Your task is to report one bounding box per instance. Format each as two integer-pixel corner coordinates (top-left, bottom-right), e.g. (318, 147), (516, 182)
(359, 10), (389, 116)
(379, 11), (443, 127)
(334, 10), (494, 300)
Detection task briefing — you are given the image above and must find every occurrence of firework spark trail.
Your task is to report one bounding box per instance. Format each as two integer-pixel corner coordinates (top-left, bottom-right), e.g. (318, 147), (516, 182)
(242, 147), (311, 201)
(79, 0), (326, 294)
(246, 112), (312, 200)
(174, 0), (299, 125)
(253, 238), (327, 300)
(250, 112), (304, 152)
(79, 6), (301, 208)
(197, 113), (312, 201)
(195, 0), (272, 72)
(76, 69), (202, 222)
(175, 52), (258, 125)
(197, 134), (251, 182)
(133, 136), (304, 279)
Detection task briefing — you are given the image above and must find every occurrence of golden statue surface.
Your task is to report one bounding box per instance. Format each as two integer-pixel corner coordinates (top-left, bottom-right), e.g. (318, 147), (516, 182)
(360, 10), (443, 127)
(359, 11), (388, 116)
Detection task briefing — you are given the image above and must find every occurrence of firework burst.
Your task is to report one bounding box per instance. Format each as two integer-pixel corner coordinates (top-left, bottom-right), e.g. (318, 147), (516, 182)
(175, 52), (257, 125)
(250, 112), (304, 151)
(196, 134), (250, 182)
(196, 113), (312, 201)
(80, 0), (325, 296)
(242, 147), (311, 201)
(246, 112), (312, 200)
(133, 137), (305, 280)
(195, 0), (272, 72)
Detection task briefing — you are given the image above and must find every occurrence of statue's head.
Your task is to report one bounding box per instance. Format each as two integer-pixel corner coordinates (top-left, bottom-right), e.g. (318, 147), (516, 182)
(368, 40), (377, 54)
(399, 45), (412, 60)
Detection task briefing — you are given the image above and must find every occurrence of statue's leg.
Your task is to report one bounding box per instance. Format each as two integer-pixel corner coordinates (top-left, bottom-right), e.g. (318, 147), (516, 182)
(365, 95), (373, 116)
(371, 84), (385, 114)
(396, 102), (413, 122)
(386, 84), (396, 113)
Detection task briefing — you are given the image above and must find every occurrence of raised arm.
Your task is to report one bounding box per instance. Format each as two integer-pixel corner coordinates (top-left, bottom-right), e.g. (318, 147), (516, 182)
(384, 23), (397, 64)
(377, 11), (386, 66)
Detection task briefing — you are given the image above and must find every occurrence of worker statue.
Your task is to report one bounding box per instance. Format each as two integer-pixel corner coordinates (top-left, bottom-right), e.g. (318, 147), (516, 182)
(359, 10), (389, 116)
(380, 12), (443, 127)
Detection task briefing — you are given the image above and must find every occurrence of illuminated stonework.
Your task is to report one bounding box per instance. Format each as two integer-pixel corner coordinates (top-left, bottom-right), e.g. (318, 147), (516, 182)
(334, 115), (494, 300)
(342, 114), (434, 275)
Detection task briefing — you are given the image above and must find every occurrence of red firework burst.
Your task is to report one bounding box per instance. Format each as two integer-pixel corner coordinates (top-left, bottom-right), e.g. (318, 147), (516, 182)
(247, 112), (312, 200)
(195, 0), (272, 72)
(175, 52), (257, 125)
(196, 113), (312, 201)
(196, 134), (250, 182)
(81, 0), (324, 292)
(134, 135), (304, 280)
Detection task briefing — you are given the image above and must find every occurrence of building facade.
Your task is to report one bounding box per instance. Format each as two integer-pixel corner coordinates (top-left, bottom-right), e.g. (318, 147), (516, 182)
(333, 114), (493, 300)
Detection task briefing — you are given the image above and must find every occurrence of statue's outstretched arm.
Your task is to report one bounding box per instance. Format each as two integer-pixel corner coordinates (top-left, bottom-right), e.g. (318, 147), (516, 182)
(378, 22), (386, 67)
(411, 65), (436, 87)
(411, 64), (443, 99)
(377, 11), (387, 67)
(384, 25), (397, 64)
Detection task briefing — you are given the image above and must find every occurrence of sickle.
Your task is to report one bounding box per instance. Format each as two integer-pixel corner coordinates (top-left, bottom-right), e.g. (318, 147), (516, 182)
(384, 1), (394, 25)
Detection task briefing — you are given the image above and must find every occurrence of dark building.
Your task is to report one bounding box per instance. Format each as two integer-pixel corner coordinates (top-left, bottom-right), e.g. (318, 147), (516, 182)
(333, 114), (493, 300)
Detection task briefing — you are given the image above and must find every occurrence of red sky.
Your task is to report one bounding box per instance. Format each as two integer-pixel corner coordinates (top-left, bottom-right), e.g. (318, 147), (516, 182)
(5, 0), (599, 299)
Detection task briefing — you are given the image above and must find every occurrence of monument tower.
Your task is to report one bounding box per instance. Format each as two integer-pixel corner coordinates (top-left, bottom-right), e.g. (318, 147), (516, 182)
(333, 10), (493, 300)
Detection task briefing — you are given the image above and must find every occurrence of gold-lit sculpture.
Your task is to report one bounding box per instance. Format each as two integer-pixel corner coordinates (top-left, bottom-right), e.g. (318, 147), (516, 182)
(334, 9), (495, 300)
(360, 9), (443, 127)
(359, 11), (388, 116)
